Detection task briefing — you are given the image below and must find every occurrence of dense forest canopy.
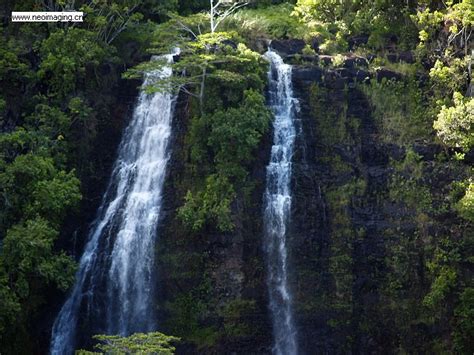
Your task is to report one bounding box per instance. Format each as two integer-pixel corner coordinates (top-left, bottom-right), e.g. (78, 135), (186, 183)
(0, 0), (472, 353)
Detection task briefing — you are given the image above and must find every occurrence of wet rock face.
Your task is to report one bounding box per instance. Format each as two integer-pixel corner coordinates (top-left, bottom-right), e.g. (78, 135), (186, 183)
(292, 66), (323, 83)
(289, 69), (381, 353)
(287, 64), (420, 353)
(310, 36), (320, 52)
(285, 52), (469, 353)
(375, 68), (403, 82)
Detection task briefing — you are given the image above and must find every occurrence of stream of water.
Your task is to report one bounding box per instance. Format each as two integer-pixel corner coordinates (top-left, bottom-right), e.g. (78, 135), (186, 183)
(263, 50), (298, 355)
(50, 51), (178, 354)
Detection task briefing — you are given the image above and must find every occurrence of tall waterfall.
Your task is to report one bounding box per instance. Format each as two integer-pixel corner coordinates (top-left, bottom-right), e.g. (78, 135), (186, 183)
(50, 51), (178, 355)
(263, 50), (298, 355)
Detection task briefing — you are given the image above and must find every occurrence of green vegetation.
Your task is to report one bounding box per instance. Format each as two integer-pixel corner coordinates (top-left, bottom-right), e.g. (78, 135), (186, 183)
(435, 92), (474, 152)
(0, 0), (180, 352)
(0, 0), (472, 353)
(126, 15), (271, 233)
(77, 331), (180, 354)
(225, 3), (306, 40)
(178, 89), (270, 231)
(293, 0), (419, 50)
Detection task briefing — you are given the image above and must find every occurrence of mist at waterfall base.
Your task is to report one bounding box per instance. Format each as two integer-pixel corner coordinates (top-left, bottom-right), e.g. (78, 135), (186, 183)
(263, 50), (299, 355)
(49, 52), (178, 355)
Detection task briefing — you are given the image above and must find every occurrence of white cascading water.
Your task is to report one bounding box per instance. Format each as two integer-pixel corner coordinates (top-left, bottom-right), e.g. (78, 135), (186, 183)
(50, 50), (179, 355)
(263, 50), (298, 355)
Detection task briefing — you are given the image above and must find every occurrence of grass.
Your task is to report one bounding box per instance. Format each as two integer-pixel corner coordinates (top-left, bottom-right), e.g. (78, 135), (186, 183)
(223, 3), (307, 41)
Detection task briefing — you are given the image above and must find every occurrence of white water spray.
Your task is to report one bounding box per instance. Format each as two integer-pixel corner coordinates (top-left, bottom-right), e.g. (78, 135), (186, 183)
(50, 50), (178, 354)
(263, 50), (298, 355)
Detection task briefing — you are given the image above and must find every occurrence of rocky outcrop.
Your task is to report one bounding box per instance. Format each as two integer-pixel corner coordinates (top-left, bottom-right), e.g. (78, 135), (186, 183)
(270, 39), (306, 56)
(289, 66), (392, 352)
(386, 51), (416, 64)
(348, 34), (370, 50)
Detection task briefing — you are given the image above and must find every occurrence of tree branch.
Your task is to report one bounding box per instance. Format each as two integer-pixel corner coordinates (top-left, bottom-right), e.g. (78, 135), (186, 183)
(175, 20), (198, 39)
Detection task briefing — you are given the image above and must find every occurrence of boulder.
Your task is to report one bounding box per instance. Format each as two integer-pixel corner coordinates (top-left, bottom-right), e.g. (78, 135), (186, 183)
(343, 57), (369, 69)
(413, 143), (442, 161)
(367, 54), (377, 63)
(310, 36), (321, 53)
(292, 66), (323, 83)
(270, 39), (306, 56)
(386, 53), (398, 63)
(318, 55), (333, 66)
(348, 34), (369, 50)
(398, 51), (415, 63)
(300, 55), (319, 64)
(331, 68), (371, 83)
(252, 37), (272, 53)
(463, 148), (474, 164)
(375, 68), (402, 82)
(386, 51), (415, 64)
(221, 39), (238, 50)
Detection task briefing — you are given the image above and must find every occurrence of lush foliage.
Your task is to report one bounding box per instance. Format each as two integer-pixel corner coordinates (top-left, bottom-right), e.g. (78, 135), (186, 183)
(77, 332), (180, 354)
(126, 14), (271, 233)
(225, 3), (306, 40)
(1, 0), (473, 353)
(292, 0), (419, 50)
(0, 0), (162, 352)
(434, 92), (473, 152)
(178, 89), (270, 231)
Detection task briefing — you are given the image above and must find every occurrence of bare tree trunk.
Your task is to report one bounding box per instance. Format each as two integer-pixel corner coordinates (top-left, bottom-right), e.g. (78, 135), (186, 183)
(209, 0), (248, 33)
(200, 65), (207, 115)
(468, 49), (473, 97)
(210, 0), (216, 33)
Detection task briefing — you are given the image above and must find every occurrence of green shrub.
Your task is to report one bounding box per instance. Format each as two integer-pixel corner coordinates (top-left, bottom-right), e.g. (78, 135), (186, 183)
(224, 3), (307, 40)
(453, 287), (474, 354)
(77, 331), (180, 354)
(456, 183), (474, 222)
(434, 92), (474, 153)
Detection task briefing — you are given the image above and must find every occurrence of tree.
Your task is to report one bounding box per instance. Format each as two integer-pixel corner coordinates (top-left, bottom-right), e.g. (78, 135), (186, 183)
(38, 28), (113, 100)
(293, 0), (418, 50)
(0, 153), (81, 230)
(446, 0), (474, 56)
(76, 332), (180, 354)
(125, 26), (264, 113)
(0, 218), (76, 349)
(414, 0), (473, 57)
(453, 287), (474, 353)
(80, 0), (144, 45)
(178, 174), (236, 232)
(456, 182), (474, 222)
(0, 151), (80, 349)
(178, 90), (271, 232)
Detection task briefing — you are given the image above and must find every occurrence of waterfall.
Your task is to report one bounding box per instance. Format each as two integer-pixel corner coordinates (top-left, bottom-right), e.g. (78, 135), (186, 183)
(263, 50), (298, 355)
(49, 50), (179, 355)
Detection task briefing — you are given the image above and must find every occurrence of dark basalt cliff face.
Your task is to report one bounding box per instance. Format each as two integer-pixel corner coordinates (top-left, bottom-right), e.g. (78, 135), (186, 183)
(290, 64), (396, 353)
(41, 47), (466, 354)
(286, 60), (463, 353)
(155, 54), (466, 354)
